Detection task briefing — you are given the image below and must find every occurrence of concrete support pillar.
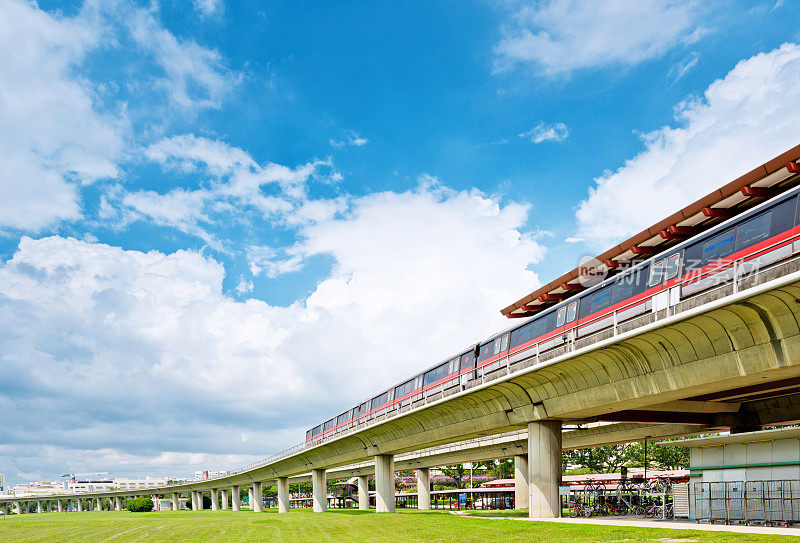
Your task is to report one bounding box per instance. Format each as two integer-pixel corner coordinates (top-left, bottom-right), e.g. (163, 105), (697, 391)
(115, 497), (122, 511)
(311, 469), (327, 513)
(416, 468), (431, 511)
(47, 501), (52, 513)
(211, 489), (219, 511)
(528, 420), (562, 518)
(57, 499), (63, 513)
(220, 489), (229, 510)
(374, 454), (395, 513)
(196, 491), (204, 510)
(37, 501), (43, 514)
(77, 499), (84, 512)
(514, 454), (529, 509)
(96, 498), (102, 511)
(172, 493), (179, 511)
(277, 477), (290, 513)
(231, 486), (240, 511)
(152, 495), (159, 511)
(251, 482), (263, 512)
(357, 475), (370, 511)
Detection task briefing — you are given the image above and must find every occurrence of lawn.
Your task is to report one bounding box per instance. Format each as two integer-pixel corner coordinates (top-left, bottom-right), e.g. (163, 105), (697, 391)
(0, 509), (794, 542)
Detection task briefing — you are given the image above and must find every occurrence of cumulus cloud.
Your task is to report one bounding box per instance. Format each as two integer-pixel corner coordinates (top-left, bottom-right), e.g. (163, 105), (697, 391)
(494, 0), (705, 74)
(0, 181), (543, 481)
(574, 43), (800, 248)
(519, 122), (569, 143)
(0, 0), (123, 231)
(0, 0), (236, 233)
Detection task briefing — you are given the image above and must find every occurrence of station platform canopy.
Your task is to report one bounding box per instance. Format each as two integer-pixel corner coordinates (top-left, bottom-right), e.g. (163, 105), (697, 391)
(501, 144), (800, 319)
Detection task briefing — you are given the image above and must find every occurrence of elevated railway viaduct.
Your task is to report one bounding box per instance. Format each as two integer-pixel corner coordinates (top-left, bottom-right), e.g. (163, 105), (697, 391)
(5, 266), (800, 517)
(5, 146), (800, 519)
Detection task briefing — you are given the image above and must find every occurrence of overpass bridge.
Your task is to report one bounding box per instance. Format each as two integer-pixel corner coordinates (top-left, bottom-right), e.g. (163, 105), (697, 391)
(5, 257), (800, 517)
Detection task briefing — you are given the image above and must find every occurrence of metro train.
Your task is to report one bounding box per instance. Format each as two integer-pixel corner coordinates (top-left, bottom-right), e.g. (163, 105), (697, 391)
(306, 185), (800, 444)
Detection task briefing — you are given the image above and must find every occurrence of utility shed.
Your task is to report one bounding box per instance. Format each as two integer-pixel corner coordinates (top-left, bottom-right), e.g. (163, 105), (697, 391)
(668, 428), (800, 524)
(673, 428), (800, 482)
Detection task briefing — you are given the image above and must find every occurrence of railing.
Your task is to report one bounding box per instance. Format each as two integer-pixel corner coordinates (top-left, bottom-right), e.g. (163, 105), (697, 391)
(7, 242), (800, 504)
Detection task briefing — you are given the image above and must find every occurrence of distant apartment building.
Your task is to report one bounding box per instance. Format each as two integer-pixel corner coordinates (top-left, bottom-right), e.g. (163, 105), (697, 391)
(10, 475), (187, 497)
(194, 470), (230, 480)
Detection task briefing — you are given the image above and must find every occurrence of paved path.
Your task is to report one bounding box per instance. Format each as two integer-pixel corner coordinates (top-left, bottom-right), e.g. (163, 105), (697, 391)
(455, 512), (800, 536)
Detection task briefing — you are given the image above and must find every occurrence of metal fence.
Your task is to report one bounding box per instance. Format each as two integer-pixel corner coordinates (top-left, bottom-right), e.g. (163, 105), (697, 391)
(693, 480), (800, 526)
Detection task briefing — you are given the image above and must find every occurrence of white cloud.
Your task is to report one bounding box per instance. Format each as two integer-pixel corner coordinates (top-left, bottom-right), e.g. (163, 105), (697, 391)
(519, 122), (569, 143)
(574, 43), (800, 248)
(246, 245), (304, 278)
(121, 135), (326, 242)
(235, 277), (254, 296)
(494, 0), (705, 74)
(194, 0), (224, 17)
(668, 51), (700, 83)
(330, 131), (369, 148)
(0, 182), (543, 481)
(0, 0), (124, 231)
(0, 0), (237, 233)
(125, 5), (236, 109)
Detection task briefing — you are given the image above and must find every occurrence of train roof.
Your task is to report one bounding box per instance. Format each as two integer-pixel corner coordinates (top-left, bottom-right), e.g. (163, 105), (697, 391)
(501, 144), (800, 318)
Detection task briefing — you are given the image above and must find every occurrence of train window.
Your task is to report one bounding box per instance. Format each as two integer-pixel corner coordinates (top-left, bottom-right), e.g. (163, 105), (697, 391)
(664, 253), (681, 280)
(460, 351), (474, 370)
(478, 341), (493, 363)
(500, 334), (509, 351)
(493, 339), (502, 355)
(337, 411), (349, 426)
(589, 288), (612, 313)
(395, 379), (414, 399)
(313, 425), (322, 436)
(736, 212), (771, 250)
(511, 323), (532, 348)
(448, 357), (458, 374)
(424, 361), (450, 386)
(648, 260), (664, 287)
(556, 306), (567, 327)
(414, 375), (424, 389)
(566, 301), (578, 323)
(359, 401), (370, 415)
(323, 418), (335, 431)
(306, 430), (312, 440)
(612, 279), (634, 304)
(372, 390), (391, 409)
(702, 229), (735, 264)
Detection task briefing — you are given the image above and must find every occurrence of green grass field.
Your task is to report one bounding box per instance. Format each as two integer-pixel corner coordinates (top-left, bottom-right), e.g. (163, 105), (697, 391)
(0, 509), (794, 542)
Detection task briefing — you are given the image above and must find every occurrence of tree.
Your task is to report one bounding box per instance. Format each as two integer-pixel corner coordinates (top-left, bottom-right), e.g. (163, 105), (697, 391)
(491, 458), (514, 479)
(627, 440), (689, 470)
(126, 497), (154, 512)
(441, 464), (467, 488)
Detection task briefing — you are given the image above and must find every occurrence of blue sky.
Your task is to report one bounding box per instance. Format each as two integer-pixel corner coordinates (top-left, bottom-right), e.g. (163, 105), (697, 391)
(2, 0), (800, 484)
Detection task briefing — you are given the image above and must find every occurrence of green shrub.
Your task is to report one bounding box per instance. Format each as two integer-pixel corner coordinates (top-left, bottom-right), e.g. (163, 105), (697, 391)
(126, 497), (154, 512)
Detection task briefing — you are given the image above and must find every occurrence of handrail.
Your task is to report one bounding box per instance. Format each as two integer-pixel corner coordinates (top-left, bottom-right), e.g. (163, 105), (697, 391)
(7, 243), (799, 504)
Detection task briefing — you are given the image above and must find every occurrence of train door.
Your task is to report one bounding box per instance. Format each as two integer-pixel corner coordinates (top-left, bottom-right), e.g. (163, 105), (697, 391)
(459, 351), (475, 387)
(651, 251), (682, 312)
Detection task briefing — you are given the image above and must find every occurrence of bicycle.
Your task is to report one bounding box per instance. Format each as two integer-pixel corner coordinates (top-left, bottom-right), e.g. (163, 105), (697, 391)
(568, 500), (592, 518)
(647, 476), (672, 493)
